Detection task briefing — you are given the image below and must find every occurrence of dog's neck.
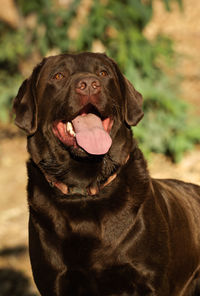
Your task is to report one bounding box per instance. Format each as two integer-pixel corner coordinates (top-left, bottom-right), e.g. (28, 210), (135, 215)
(44, 170), (118, 196)
(43, 154), (130, 196)
(28, 144), (150, 204)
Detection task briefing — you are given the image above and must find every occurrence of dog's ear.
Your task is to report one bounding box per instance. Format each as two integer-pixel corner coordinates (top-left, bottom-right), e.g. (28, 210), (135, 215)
(108, 57), (144, 126)
(123, 76), (144, 126)
(13, 61), (44, 135)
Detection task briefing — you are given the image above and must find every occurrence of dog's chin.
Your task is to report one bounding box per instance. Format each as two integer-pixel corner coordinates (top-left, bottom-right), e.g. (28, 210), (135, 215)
(67, 145), (105, 161)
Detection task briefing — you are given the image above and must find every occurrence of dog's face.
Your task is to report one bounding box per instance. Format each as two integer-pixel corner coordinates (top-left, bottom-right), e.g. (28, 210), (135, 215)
(13, 52), (143, 163)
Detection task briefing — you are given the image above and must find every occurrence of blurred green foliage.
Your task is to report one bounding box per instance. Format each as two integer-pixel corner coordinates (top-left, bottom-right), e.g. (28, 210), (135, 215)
(0, 0), (199, 161)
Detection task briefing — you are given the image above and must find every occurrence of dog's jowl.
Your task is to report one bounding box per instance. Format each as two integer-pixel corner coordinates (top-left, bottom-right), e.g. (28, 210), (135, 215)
(13, 52), (200, 296)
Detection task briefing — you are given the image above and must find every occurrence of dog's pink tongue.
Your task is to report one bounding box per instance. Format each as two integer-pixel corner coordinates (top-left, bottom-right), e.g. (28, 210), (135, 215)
(72, 113), (112, 155)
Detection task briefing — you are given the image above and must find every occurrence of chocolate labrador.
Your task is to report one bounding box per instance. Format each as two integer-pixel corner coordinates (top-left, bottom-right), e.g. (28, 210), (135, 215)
(13, 52), (200, 296)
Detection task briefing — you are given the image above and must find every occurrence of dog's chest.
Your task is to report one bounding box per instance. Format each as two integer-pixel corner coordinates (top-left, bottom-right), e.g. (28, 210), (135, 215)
(101, 206), (135, 245)
(58, 201), (136, 265)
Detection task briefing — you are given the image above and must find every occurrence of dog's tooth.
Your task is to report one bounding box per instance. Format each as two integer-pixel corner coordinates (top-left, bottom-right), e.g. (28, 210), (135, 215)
(66, 122), (76, 137)
(66, 122), (72, 131)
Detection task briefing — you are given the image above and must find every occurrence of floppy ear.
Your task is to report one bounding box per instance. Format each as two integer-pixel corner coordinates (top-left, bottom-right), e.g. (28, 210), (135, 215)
(13, 61), (44, 135)
(123, 76), (144, 126)
(107, 56), (144, 126)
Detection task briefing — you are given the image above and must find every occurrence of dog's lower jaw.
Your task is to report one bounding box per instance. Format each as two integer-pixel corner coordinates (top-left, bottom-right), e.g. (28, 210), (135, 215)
(27, 125), (134, 197)
(43, 151), (131, 197)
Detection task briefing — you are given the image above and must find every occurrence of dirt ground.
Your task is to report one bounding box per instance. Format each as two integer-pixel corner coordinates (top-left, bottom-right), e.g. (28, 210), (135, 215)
(0, 125), (200, 295)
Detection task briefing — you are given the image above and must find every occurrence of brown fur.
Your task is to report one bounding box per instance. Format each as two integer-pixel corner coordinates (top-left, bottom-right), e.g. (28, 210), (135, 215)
(13, 52), (200, 296)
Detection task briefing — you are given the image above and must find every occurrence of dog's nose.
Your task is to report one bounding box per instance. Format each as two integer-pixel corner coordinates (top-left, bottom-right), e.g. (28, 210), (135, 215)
(76, 77), (101, 95)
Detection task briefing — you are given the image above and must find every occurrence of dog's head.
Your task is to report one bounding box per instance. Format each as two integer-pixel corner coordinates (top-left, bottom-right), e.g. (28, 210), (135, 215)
(13, 53), (143, 160)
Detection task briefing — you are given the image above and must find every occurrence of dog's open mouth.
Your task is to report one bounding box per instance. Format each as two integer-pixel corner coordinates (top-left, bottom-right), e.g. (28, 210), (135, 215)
(52, 105), (113, 155)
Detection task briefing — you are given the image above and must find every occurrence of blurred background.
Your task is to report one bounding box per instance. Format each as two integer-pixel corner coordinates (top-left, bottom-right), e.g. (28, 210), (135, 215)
(0, 0), (200, 295)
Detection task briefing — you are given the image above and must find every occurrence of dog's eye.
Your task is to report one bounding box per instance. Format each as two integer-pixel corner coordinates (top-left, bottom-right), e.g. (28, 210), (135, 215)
(99, 70), (108, 77)
(53, 73), (64, 80)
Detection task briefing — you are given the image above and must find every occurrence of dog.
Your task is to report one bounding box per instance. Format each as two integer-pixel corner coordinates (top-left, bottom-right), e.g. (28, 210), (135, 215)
(13, 52), (200, 296)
